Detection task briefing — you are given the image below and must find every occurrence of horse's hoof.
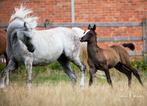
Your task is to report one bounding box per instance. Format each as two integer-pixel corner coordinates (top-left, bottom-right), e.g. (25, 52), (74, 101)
(27, 83), (32, 90)
(80, 84), (84, 88)
(0, 84), (5, 89)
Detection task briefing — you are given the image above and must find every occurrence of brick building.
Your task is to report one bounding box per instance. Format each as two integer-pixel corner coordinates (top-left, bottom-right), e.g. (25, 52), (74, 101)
(0, 0), (147, 54)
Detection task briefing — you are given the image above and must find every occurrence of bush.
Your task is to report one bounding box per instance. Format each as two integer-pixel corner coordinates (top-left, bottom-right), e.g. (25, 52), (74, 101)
(131, 60), (147, 71)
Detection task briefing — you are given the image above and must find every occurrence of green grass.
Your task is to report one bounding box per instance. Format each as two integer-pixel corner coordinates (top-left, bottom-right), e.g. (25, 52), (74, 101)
(8, 62), (69, 84)
(131, 60), (147, 71)
(0, 59), (147, 85)
(0, 64), (5, 70)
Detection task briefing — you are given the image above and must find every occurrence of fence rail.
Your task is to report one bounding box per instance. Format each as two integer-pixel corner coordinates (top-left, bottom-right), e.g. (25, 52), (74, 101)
(38, 22), (142, 27)
(0, 20), (147, 62)
(0, 21), (142, 28)
(97, 36), (143, 42)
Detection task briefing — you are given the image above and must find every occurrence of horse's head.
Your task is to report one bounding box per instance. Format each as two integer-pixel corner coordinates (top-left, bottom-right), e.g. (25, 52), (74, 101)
(80, 24), (97, 43)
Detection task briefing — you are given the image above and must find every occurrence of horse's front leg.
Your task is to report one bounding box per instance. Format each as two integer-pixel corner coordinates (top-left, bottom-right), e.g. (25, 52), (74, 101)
(6, 70), (9, 86)
(25, 56), (33, 89)
(0, 59), (17, 88)
(72, 57), (86, 87)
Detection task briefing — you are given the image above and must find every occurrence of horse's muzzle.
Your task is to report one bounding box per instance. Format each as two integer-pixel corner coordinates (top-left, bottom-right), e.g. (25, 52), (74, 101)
(80, 37), (86, 42)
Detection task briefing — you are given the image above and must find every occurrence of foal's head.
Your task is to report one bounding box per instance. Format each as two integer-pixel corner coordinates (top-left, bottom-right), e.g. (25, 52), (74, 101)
(80, 24), (97, 43)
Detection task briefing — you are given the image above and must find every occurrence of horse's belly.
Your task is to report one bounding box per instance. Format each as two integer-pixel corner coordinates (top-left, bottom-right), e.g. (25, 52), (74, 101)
(31, 36), (63, 65)
(33, 58), (57, 65)
(32, 49), (62, 65)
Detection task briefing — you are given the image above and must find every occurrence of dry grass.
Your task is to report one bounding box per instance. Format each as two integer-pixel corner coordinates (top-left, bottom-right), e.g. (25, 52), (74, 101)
(0, 81), (147, 106)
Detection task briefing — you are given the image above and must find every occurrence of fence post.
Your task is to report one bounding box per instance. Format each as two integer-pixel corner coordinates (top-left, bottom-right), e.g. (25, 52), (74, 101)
(142, 18), (147, 63)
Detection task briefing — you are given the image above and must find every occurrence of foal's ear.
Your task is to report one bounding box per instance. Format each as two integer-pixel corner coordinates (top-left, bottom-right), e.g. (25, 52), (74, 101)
(92, 24), (96, 31)
(88, 24), (91, 29)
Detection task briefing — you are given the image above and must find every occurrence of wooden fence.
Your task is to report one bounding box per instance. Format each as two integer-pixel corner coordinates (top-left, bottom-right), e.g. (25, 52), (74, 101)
(0, 19), (147, 63)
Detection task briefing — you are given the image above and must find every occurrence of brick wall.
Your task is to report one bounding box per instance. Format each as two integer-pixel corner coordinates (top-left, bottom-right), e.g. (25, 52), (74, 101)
(0, 0), (147, 54)
(75, 0), (147, 22)
(0, 0), (71, 23)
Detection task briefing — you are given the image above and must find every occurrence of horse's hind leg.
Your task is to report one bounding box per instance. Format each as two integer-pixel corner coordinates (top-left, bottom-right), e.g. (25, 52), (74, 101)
(58, 54), (77, 85)
(115, 63), (132, 87)
(131, 67), (143, 86)
(122, 64), (143, 86)
(0, 59), (17, 88)
(71, 57), (86, 87)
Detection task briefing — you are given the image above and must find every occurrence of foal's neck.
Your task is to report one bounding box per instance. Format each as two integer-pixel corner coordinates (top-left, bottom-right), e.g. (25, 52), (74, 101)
(87, 35), (101, 56)
(87, 35), (101, 49)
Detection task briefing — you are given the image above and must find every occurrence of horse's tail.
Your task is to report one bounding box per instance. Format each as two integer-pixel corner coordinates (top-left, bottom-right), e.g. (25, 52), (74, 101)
(10, 5), (38, 29)
(122, 43), (135, 51)
(12, 28), (35, 53)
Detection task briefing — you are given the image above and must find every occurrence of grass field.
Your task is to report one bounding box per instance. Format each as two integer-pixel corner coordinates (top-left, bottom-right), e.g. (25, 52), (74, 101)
(0, 61), (147, 106)
(0, 48), (147, 106)
(0, 81), (147, 106)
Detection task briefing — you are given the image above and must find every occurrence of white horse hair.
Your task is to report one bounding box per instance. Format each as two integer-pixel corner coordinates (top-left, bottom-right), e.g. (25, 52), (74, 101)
(0, 5), (85, 88)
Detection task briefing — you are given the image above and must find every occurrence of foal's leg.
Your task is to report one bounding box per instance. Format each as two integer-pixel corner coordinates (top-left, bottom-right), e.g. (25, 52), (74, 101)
(104, 68), (113, 87)
(58, 54), (77, 84)
(115, 63), (132, 87)
(89, 67), (96, 86)
(24, 56), (33, 89)
(71, 57), (86, 87)
(122, 64), (143, 86)
(0, 59), (17, 88)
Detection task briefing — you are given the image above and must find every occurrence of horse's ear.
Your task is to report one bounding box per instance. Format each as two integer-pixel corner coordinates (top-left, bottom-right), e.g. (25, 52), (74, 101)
(93, 24), (96, 31)
(88, 24), (91, 29)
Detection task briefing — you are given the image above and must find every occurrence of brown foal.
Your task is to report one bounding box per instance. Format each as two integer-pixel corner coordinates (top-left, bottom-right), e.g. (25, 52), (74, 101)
(80, 24), (143, 87)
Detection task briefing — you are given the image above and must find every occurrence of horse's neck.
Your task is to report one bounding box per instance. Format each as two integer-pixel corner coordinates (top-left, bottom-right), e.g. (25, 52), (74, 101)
(87, 36), (101, 50)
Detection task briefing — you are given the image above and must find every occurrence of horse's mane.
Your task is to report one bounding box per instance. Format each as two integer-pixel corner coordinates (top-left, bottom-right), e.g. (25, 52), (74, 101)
(72, 27), (84, 38)
(10, 5), (38, 29)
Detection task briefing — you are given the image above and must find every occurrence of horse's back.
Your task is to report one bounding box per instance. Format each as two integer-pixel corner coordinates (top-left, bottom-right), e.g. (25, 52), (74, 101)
(31, 27), (81, 64)
(31, 29), (64, 64)
(110, 45), (130, 65)
(102, 47), (120, 67)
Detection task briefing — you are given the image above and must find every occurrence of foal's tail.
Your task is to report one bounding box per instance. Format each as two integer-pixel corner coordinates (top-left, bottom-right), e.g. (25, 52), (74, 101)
(122, 43), (135, 51)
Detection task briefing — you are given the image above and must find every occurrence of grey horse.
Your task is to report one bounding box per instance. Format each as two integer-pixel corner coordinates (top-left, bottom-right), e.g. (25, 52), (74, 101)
(0, 6), (85, 88)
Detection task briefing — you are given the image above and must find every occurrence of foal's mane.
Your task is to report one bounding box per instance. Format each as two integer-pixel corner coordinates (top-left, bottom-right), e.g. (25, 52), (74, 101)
(10, 5), (38, 29)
